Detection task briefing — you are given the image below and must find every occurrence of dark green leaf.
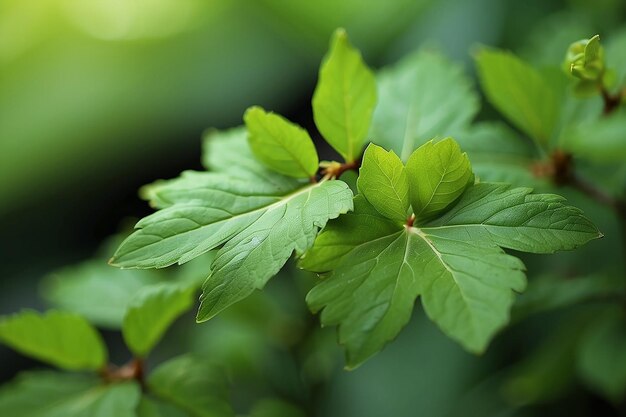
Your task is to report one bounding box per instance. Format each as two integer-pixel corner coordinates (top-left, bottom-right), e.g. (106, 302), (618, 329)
(148, 354), (234, 417)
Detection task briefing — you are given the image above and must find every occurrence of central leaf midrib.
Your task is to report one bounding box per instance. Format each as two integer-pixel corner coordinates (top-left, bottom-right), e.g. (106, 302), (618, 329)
(115, 182), (327, 263)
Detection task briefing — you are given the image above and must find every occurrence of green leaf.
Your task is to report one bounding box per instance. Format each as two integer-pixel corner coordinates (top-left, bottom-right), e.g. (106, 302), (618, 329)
(40, 260), (161, 328)
(577, 307), (626, 403)
(197, 180), (353, 321)
(454, 122), (546, 188)
(298, 194), (399, 273)
(148, 354), (234, 417)
(244, 106), (319, 178)
(137, 396), (190, 417)
(475, 48), (560, 145)
(0, 310), (107, 370)
(369, 50), (479, 161)
(249, 398), (305, 417)
(425, 183), (602, 253)
(406, 138), (473, 221)
(312, 28), (376, 162)
(356, 144), (409, 222)
(304, 183), (600, 367)
(123, 283), (195, 357)
(201, 127), (301, 190)
(512, 274), (620, 322)
(563, 110), (626, 162)
(0, 371), (140, 417)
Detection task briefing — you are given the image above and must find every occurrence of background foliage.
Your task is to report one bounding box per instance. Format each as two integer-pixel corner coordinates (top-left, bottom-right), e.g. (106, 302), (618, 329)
(1, 0), (626, 416)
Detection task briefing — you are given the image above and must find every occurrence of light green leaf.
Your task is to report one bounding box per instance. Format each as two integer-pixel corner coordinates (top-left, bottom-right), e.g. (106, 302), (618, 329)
(0, 371), (140, 417)
(356, 144), (409, 222)
(148, 354), (234, 417)
(0, 310), (107, 370)
(577, 307), (626, 403)
(201, 127), (301, 190)
(304, 183), (600, 367)
(197, 180), (353, 321)
(244, 106), (319, 178)
(40, 260), (162, 328)
(563, 110), (626, 162)
(406, 138), (473, 221)
(312, 28), (376, 162)
(370, 50), (479, 161)
(425, 183), (602, 253)
(123, 283), (195, 357)
(475, 48), (560, 145)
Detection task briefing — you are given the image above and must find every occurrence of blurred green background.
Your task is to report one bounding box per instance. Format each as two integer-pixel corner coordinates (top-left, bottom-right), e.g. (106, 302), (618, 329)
(1, 0), (625, 416)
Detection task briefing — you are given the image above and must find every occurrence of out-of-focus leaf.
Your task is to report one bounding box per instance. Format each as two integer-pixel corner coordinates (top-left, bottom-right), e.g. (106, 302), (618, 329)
(249, 398), (305, 417)
(454, 122), (545, 188)
(148, 354), (234, 417)
(512, 274), (621, 322)
(475, 49), (560, 145)
(40, 260), (161, 328)
(577, 307), (626, 403)
(123, 283), (195, 357)
(0, 371), (140, 417)
(502, 318), (586, 405)
(370, 50), (478, 161)
(0, 310), (107, 370)
(312, 28), (376, 162)
(563, 110), (626, 162)
(137, 396), (190, 417)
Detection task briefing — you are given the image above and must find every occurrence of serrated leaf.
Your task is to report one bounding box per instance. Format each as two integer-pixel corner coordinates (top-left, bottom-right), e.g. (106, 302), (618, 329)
(197, 180), (353, 321)
(0, 310), (107, 370)
(369, 50), (479, 161)
(425, 183), (602, 253)
(298, 195), (399, 272)
(307, 219), (525, 367)
(312, 28), (376, 162)
(563, 110), (626, 162)
(148, 354), (234, 417)
(123, 283), (195, 357)
(244, 106), (319, 178)
(475, 48), (560, 145)
(304, 183), (600, 367)
(0, 371), (140, 417)
(356, 144), (409, 222)
(406, 138), (473, 221)
(40, 260), (162, 328)
(577, 308), (626, 403)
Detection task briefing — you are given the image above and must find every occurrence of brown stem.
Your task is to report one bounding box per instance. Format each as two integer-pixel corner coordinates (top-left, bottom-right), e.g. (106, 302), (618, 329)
(321, 159), (360, 180)
(406, 214), (415, 228)
(600, 85), (622, 115)
(100, 358), (145, 388)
